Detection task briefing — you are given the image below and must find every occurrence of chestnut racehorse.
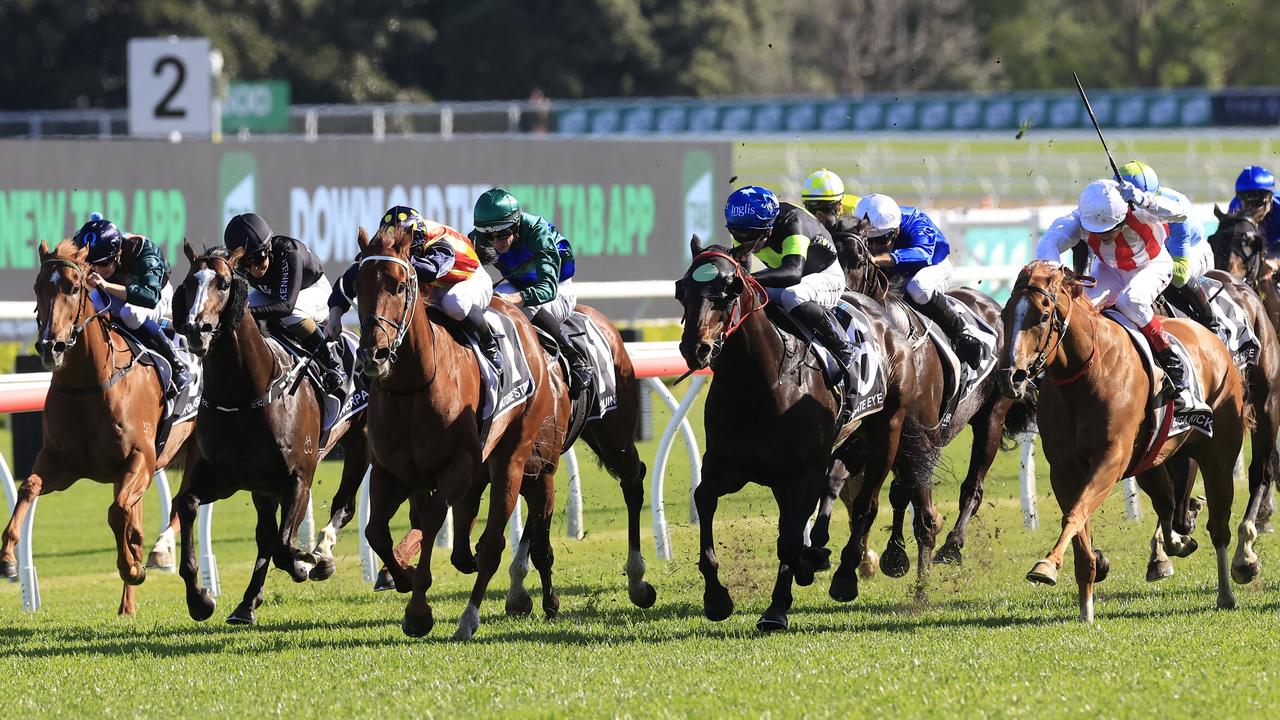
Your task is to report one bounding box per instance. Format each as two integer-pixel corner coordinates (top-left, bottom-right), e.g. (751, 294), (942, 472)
(355, 225), (566, 640)
(169, 244), (369, 625)
(0, 240), (195, 616)
(999, 261), (1246, 621)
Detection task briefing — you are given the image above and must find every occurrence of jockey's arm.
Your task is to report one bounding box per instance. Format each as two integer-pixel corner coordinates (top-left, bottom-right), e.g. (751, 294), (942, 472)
(1131, 187), (1188, 223)
(410, 242), (456, 284)
(119, 240), (166, 308)
(517, 225), (562, 307)
(327, 262), (359, 314)
(248, 248), (304, 319)
(889, 214), (940, 266)
(751, 234), (809, 287)
(1036, 213), (1085, 263)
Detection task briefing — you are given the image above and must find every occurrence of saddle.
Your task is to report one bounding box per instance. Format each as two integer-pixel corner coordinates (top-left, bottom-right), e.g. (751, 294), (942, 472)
(1158, 276), (1260, 371)
(430, 308), (536, 446)
(266, 328), (368, 448)
(889, 295), (999, 431)
(531, 313), (621, 452)
(113, 322), (202, 456)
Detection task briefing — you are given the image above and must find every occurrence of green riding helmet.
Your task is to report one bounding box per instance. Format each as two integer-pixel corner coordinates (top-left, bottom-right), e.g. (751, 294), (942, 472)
(473, 188), (522, 232)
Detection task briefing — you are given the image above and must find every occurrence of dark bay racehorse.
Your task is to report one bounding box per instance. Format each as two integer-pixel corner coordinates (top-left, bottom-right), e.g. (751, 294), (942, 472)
(832, 224), (1029, 572)
(0, 240), (196, 616)
(355, 225), (566, 639)
(999, 261), (1246, 621)
(169, 244), (369, 625)
(678, 236), (943, 630)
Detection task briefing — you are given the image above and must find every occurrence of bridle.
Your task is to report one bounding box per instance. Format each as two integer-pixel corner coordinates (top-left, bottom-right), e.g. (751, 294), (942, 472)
(1007, 274), (1096, 385)
(358, 253), (420, 363)
(1214, 214), (1265, 287)
(35, 257), (109, 356)
(842, 232), (890, 299)
(681, 249), (769, 365)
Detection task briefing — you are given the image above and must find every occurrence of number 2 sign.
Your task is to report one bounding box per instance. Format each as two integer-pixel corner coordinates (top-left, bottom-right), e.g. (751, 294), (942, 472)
(128, 37), (212, 138)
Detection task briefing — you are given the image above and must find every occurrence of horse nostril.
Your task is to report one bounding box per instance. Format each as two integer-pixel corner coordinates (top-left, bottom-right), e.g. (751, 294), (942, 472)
(1012, 369), (1028, 385)
(373, 347), (390, 362)
(199, 323), (213, 334)
(696, 341), (712, 358)
(52, 341), (66, 354)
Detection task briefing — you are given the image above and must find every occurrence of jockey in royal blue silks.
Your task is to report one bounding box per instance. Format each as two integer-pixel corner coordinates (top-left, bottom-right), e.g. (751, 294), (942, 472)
(1228, 165), (1280, 267)
(1118, 160), (1219, 334)
(855, 193), (983, 367)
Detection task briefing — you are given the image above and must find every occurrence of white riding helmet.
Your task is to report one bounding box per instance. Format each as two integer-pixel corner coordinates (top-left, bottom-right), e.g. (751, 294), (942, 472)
(853, 193), (901, 237)
(1077, 179), (1129, 233)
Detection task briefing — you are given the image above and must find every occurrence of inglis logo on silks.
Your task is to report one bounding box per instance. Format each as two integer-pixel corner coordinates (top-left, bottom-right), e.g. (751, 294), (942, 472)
(218, 151), (258, 229)
(682, 150), (714, 259)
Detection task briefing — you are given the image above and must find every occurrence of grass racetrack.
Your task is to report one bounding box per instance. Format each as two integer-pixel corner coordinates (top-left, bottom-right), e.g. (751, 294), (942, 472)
(2, 404), (1279, 718)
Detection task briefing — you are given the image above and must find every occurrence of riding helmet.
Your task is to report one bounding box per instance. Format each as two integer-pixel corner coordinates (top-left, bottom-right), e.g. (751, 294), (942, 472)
(1077, 179), (1129, 233)
(1118, 160), (1159, 193)
(73, 216), (123, 265)
(224, 213), (273, 256)
(473, 188), (522, 233)
(1235, 165), (1276, 194)
(724, 186), (780, 231)
(853, 194), (902, 238)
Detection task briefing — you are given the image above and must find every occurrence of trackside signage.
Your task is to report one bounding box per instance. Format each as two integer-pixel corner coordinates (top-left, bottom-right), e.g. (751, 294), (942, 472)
(0, 138), (730, 333)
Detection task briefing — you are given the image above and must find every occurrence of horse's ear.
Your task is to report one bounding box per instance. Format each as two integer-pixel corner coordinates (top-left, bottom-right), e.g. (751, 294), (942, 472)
(228, 246), (245, 267)
(1214, 203), (1225, 220)
(38, 240), (51, 261)
(690, 233), (703, 256)
(357, 226), (370, 252)
(183, 239), (198, 263)
(73, 243), (89, 264)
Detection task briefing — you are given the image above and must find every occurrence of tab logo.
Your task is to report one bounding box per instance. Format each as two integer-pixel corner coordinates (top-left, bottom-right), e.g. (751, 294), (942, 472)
(219, 151), (258, 228)
(682, 150), (714, 258)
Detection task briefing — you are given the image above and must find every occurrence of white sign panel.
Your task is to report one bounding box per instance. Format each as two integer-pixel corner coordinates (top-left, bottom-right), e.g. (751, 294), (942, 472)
(127, 37), (212, 138)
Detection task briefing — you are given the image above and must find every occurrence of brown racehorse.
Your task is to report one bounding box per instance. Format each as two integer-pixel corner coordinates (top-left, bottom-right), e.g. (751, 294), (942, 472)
(169, 244), (369, 625)
(1208, 207), (1279, 533)
(998, 261), (1246, 621)
(0, 240), (195, 616)
(355, 225), (566, 639)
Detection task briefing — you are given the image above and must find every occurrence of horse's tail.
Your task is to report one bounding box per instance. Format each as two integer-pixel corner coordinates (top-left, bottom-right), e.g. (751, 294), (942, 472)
(1000, 392), (1038, 451)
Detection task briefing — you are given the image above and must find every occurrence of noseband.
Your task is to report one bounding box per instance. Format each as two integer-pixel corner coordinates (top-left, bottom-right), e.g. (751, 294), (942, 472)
(358, 254), (419, 360)
(684, 250), (769, 364)
(35, 257), (108, 354)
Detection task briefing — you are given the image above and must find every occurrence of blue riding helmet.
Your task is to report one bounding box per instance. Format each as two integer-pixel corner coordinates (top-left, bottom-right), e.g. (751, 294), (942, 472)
(1118, 160), (1159, 193)
(724, 186), (780, 231)
(1236, 165), (1276, 194)
(73, 217), (123, 265)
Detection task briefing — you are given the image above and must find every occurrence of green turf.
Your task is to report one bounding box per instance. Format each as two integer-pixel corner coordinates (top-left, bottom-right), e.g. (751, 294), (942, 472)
(732, 131), (1280, 207)
(1, 399), (1277, 719)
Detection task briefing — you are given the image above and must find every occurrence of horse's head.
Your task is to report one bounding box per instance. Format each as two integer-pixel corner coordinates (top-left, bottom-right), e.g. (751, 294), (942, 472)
(675, 234), (767, 371)
(354, 224), (418, 379)
(832, 217), (889, 299)
(1208, 204), (1265, 284)
(33, 240), (93, 369)
(997, 260), (1090, 400)
(173, 241), (248, 357)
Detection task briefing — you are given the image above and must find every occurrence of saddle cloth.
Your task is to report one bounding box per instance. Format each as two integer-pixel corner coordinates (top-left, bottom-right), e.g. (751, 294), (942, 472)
(1104, 309), (1214, 443)
(271, 329), (369, 441)
(1202, 276), (1260, 369)
(784, 299), (888, 428)
(562, 312), (619, 421)
(115, 324), (203, 455)
(464, 309), (536, 440)
(917, 294), (1000, 430)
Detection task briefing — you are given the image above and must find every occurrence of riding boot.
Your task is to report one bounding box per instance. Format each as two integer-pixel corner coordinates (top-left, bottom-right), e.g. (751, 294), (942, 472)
(134, 317), (189, 398)
(914, 293), (983, 368)
(530, 311), (591, 398)
(296, 325), (345, 394)
(1141, 319), (1189, 401)
(1187, 279), (1222, 335)
(464, 306), (504, 376)
(790, 301), (858, 425)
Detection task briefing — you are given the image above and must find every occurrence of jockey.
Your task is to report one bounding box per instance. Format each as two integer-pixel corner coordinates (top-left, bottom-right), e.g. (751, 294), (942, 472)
(1227, 165), (1280, 268)
(723, 185), (857, 388)
(469, 187), (593, 397)
(327, 206), (502, 372)
(1036, 178), (1190, 397)
(223, 212), (344, 393)
(801, 169), (861, 229)
(1118, 160), (1219, 333)
(856, 194), (984, 367)
(73, 213), (190, 397)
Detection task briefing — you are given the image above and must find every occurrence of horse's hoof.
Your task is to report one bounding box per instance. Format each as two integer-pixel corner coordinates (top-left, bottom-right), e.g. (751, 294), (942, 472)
(402, 606), (435, 638)
(0, 559), (16, 579)
(1146, 559), (1174, 582)
(308, 557), (336, 582)
(1026, 561), (1058, 585)
(880, 542), (910, 579)
(226, 605), (256, 626)
(1170, 537), (1199, 559)
(145, 551), (176, 572)
(793, 561), (816, 588)
(1259, 520), (1275, 535)
(505, 591), (533, 617)
(121, 563), (146, 586)
(934, 542), (964, 566)
(799, 546), (832, 573)
(373, 569), (397, 592)
(451, 549), (477, 575)
(703, 586), (734, 622)
(187, 589), (216, 622)
(628, 582), (657, 609)
(394, 566), (416, 594)
(756, 612), (789, 632)
(543, 593), (560, 619)
(858, 549), (879, 579)
(1231, 560), (1260, 585)
(1217, 594), (1238, 611)
(1093, 550), (1111, 583)
(829, 568), (859, 603)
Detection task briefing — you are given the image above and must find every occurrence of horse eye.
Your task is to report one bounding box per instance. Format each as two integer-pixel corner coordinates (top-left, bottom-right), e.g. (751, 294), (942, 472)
(216, 276), (230, 290)
(397, 281), (408, 294)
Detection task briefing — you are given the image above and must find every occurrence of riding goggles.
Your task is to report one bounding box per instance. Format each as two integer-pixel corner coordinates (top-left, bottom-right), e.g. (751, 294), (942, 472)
(473, 222), (517, 237)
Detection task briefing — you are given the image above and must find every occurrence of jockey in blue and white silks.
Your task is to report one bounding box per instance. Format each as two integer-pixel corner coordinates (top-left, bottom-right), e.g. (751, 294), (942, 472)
(1228, 165), (1280, 265)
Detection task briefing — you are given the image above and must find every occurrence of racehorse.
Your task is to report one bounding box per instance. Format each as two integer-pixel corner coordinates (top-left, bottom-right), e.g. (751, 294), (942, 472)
(355, 224), (566, 639)
(998, 261), (1246, 621)
(832, 224), (1029, 572)
(678, 236), (955, 630)
(169, 243), (369, 625)
(0, 240), (197, 616)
